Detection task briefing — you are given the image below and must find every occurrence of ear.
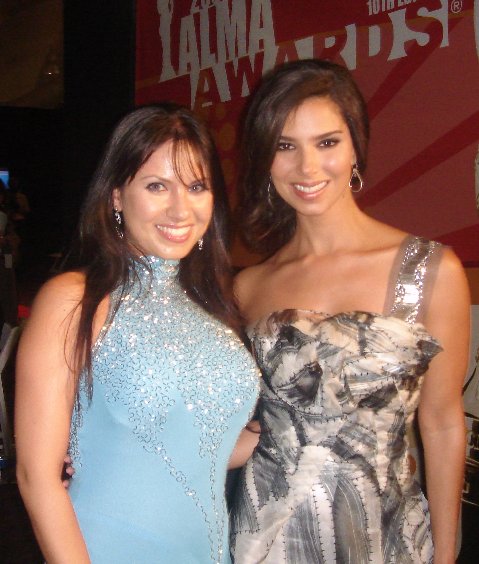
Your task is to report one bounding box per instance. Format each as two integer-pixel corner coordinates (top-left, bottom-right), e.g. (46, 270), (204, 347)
(112, 188), (122, 211)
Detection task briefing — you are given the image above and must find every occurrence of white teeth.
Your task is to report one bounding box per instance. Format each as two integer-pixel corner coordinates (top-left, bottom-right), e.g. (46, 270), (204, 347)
(156, 225), (191, 237)
(293, 182), (326, 193)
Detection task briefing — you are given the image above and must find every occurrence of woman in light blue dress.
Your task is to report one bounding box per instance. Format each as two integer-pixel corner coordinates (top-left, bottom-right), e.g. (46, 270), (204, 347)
(15, 103), (259, 563)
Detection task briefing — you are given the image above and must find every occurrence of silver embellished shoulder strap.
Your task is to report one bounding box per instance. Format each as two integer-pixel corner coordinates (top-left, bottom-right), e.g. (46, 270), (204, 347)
(389, 236), (442, 324)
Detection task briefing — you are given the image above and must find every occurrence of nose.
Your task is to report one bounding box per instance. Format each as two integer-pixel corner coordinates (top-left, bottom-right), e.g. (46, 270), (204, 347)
(297, 146), (319, 177)
(166, 188), (190, 221)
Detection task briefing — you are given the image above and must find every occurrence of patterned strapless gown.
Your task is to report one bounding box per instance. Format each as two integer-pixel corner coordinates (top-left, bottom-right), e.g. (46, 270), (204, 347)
(230, 236), (442, 563)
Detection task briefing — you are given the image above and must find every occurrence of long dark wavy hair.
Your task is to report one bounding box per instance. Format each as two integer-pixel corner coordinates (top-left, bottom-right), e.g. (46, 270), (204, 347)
(73, 102), (240, 398)
(237, 59), (370, 256)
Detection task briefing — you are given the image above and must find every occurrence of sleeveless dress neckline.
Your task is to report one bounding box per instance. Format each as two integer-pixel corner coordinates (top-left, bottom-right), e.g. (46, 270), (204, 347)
(247, 234), (442, 339)
(230, 235), (442, 564)
(248, 308), (433, 332)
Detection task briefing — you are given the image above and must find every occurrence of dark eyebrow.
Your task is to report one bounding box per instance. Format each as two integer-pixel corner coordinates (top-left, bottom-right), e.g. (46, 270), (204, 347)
(139, 175), (166, 181)
(139, 175), (208, 185)
(279, 129), (344, 142)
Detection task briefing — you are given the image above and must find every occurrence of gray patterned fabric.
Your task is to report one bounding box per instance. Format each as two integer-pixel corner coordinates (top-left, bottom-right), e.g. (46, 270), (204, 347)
(230, 236), (442, 564)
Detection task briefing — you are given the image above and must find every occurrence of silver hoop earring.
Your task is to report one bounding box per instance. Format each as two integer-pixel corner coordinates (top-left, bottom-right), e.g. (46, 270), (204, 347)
(197, 237), (203, 251)
(114, 208), (124, 239)
(349, 164), (364, 193)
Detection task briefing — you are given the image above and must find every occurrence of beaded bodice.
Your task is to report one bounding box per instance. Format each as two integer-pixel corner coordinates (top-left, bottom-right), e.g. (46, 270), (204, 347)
(81, 258), (257, 456)
(69, 257), (259, 563)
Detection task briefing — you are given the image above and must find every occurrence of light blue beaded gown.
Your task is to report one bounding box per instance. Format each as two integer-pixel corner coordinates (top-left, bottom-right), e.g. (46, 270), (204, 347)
(69, 257), (259, 564)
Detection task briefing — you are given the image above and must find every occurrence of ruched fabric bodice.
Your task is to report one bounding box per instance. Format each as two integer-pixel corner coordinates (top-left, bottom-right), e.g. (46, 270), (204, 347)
(230, 237), (442, 564)
(69, 257), (259, 564)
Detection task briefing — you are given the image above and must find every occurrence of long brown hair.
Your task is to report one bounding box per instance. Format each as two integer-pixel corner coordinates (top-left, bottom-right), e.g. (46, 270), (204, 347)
(74, 103), (240, 398)
(237, 59), (370, 256)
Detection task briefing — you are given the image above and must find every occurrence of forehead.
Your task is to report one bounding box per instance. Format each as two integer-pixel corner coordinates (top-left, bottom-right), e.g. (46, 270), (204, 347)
(141, 139), (206, 178)
(282, 96), (346, 134)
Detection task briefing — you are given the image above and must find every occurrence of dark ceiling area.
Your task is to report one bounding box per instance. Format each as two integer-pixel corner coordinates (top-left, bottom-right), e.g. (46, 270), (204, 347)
(0, 0), (135, 267)
(0, 0), (63, 109)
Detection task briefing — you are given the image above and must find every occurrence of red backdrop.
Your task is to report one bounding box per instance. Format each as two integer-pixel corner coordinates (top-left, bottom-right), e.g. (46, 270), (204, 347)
(136, 0), (479, 266)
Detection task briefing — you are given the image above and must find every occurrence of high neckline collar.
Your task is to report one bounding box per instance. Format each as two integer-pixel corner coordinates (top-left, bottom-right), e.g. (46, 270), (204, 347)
(136, 256), (179, 277)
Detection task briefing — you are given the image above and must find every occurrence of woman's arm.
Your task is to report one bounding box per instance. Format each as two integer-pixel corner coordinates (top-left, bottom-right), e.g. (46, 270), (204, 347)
(229, 269), (263, 470)
(228, 420), (261, 469)
(418, 248), (470, 564)
(15, 272), (91, 563)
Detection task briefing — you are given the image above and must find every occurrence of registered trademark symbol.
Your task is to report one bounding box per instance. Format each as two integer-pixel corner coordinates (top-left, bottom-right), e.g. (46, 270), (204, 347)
(450, 0), (463, 13)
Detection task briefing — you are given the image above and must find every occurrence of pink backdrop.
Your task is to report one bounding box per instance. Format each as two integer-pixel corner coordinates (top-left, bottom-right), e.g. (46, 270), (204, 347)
(136, 0), (479, 266)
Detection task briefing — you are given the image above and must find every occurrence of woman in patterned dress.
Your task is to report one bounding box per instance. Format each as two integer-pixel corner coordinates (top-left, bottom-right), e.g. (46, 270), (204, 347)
(229, 59), (469, 563)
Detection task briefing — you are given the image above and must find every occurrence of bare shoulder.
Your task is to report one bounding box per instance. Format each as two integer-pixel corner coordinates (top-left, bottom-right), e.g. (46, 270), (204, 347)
(36, 270), (86, 298)
(234, 260), (273, 316)
(17, 272), (88, 378)
(235, 262), (269, 293)
(432, 246), (470, 301)
(425, 245), (470, 331)
(359, 216), (408, 251)
(18, 272), (86, 354)
(29, 271), (86, 321)
(436, 245), (466, 274)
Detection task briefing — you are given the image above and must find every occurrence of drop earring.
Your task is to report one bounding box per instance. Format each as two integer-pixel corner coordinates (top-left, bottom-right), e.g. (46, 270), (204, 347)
(349, 164), (364, 193)
(267, 177), (274, 207)
(197, 237), (203, 251)
(114, 208), (124, 238)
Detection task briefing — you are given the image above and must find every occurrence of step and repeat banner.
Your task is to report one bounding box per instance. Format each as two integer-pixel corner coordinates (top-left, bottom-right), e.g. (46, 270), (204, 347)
(136, 0), (479, 267)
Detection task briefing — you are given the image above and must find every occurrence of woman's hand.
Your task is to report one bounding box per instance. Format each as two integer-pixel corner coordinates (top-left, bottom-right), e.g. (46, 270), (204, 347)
(62, 455), (75, 488)
(228, 420), (261, 469)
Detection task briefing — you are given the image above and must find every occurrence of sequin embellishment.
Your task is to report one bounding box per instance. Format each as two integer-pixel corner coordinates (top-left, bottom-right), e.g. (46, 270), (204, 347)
(390, 236), (440, 323)
(70, 257), (259, 563)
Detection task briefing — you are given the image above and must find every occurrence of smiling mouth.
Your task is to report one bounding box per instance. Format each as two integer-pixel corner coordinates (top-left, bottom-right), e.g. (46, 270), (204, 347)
(293, 181), (327, 194)
(156, 225), (192, 241)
